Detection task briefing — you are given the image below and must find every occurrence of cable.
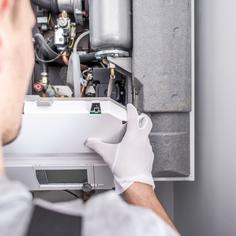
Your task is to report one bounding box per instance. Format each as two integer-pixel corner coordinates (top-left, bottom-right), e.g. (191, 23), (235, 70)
(69, 38), (75, 48)
(34, 33), (59, 58)
(82, 68), (92, 77)
(73, 31), (90, 52)
(35, 50), (64, 63)
(64, 190), (80, 199)
(48, 13), (52, 25)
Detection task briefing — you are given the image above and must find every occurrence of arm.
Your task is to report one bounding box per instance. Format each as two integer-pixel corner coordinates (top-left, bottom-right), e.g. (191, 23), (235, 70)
(123, 182), (177, 231)
(0, 147), (33, 236)
(86, 104), (178, 233)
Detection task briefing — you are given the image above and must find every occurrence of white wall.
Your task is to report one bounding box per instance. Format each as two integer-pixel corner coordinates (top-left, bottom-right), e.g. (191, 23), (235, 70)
(174, 0), (236, 235)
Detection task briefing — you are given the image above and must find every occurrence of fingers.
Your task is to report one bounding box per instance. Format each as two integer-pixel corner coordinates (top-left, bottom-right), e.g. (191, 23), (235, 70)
(127, 103), (138, 120)
(127, 104), (138, 118)
(139, 114), (153, 135)
(127, 104), (139, 130)
(85, 138), (117, 167)
(126, 104), (153, 135)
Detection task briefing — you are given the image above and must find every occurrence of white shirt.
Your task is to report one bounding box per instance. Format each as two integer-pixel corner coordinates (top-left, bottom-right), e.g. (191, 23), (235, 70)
(0, 176), (178, 236)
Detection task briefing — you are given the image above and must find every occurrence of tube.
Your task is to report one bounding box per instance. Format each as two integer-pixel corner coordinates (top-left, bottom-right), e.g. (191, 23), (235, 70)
(73, 31), (96, 63)
(107, 77), (115, 98)
(73, 31), (90, 52)
(89, 0), (132, 50)
(79, 52), (96, 63)
(62, 53), (69, 65)
(34, 33), (58, 60)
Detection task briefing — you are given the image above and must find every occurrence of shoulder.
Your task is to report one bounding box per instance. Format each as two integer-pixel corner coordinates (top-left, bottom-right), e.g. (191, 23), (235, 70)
(0, 176), (33, 236)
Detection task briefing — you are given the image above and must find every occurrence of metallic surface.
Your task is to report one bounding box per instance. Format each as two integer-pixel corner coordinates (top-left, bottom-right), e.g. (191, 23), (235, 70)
(133, 0), (191, 112)
(89, 0), (132, 50)
(54, 12), (71, 50)
(4, 98), (126, 190)
(5, 156), (114, 191)
(4, 98), (127, 154)
(57, 0), (83, 24)
(95, 49), (129, 59)
(57, 0), (81, 12)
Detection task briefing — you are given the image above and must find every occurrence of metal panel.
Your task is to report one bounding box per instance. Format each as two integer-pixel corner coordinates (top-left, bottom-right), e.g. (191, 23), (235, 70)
(4, 98), (126, 155)
(151, 113), (190, 177)
(133, 0), (191, 112)
(133, 0), (192, 177)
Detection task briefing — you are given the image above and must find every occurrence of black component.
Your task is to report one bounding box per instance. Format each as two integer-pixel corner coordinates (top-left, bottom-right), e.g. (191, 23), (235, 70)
(34, 7), (50, 31)
(46, 170), (88, 184)
(26, 204), (82, 236)
(32, 0), (59, 13)
(36, 169), (88, 184)
(92, 68), (126, 105)
(36, 170), (48, 185)
(84, 0), (89, 15)
(90, 103), (101, 114)
(80, 52), (96, 63)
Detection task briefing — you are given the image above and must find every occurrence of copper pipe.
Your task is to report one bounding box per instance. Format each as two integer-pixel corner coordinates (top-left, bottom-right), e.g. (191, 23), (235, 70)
(62, 53), (69, 65)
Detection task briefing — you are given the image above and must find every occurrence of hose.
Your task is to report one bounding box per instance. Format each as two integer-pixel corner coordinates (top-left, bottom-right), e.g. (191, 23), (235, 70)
(31, 0), (59, 13)
(73, 31), (90, 52)
(35, 50), (63, 63)
(39, 54), (48, 73)
(80, 52), (96, 63)
(34, 33), (59, 60)
(72, 31), (96, 63)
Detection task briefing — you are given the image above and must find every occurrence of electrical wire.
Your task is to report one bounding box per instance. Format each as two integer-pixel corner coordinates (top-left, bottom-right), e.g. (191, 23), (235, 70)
(82, 68), (92, 77)
(35, 49), (64, 63)
(64, 190), (80, 199)
(69, 38), (75, 48)
(48, 13), (52, 25)
(34, 33), (59, 57)
(100, 61), (106, 68)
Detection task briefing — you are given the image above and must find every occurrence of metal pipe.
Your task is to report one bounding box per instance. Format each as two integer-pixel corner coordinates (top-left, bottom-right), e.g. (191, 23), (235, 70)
(31, 0), (59, 12)
(32, 0), (81, 13)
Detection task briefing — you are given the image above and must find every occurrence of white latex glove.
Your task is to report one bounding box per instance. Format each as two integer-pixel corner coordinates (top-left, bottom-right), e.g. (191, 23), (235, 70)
(86, 104), (155, 194)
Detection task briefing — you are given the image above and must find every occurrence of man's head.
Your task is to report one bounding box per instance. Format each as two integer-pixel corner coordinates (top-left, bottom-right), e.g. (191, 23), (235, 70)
(0, 0), (35, 145)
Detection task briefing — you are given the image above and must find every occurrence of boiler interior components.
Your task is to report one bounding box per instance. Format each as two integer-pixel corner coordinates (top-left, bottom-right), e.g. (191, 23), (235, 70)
(4, 0), (193, 190)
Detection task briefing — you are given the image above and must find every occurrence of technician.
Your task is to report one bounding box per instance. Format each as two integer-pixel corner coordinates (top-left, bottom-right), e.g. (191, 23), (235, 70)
(0, 0), (179, 235)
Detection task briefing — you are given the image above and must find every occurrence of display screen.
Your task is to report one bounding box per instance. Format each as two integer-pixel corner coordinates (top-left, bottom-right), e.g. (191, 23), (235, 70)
(45, 170), (88, 184)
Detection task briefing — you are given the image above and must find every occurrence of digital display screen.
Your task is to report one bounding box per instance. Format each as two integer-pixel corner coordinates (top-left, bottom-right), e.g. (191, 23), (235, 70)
(45, 170), (88, 184)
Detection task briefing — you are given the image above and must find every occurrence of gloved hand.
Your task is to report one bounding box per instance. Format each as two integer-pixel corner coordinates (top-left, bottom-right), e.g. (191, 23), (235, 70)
(86, 104), (155, 194)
